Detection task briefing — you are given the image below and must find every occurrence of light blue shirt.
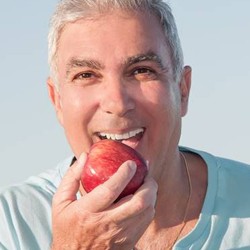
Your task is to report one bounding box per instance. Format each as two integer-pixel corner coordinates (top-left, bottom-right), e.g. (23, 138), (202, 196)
(0, 157), (72, 250)
(175, 147), (250, 250)
(1, 148), (250, 250)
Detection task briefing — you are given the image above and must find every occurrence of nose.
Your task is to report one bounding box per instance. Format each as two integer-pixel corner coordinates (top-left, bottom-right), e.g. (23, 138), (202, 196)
(100, 78), (135, 116)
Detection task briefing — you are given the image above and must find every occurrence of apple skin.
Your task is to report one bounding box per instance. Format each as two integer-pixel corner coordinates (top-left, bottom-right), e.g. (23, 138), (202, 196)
(81, 139), (148, 200)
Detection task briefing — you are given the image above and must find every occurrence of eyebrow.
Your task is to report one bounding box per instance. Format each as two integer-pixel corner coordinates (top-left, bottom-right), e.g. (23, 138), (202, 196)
(125, 52), (165, 70)
(66, 52), (166, 76)
(66, 58), (104, 76)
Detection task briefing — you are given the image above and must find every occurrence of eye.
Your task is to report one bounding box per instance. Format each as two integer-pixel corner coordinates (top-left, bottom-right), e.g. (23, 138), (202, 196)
(74, 72), (94, 80)
(134, 68), (152, 74)
(133, 67), (157, 81)
(71, 71), (101, 86)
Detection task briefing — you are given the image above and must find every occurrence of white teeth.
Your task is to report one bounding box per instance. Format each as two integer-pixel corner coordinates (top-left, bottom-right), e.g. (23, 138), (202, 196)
(110, 134), (116, 140)
(115, 134), (124, 140)
(99, 128), (144, 140)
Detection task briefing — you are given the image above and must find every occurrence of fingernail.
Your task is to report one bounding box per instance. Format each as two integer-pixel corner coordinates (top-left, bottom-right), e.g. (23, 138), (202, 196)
(128, 161), (137, 172)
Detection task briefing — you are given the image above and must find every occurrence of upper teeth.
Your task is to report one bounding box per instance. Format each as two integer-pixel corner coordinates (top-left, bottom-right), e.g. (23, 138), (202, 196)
(99, 128), (144, 140)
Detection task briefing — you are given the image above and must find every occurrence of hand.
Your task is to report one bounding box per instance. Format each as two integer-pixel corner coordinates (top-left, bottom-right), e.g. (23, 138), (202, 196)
(51, 153), (158, 250)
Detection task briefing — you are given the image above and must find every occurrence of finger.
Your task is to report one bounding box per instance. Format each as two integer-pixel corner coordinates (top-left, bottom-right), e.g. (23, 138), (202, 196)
(111, 176), (158, 221)
(53, 153), (87, 211)
(79, 160), (137, 212)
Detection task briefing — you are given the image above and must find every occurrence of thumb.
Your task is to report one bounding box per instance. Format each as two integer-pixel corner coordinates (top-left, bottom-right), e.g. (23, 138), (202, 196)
(52, 153), (87, 211)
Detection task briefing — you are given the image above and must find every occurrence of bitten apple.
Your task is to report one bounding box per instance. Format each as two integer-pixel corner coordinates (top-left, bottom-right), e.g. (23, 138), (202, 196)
(81, 139), (148, 200)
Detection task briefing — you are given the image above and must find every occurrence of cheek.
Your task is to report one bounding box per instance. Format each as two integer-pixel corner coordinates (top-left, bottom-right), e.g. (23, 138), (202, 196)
(62, 92), (87, 122)
(59, 87), (99, 154)
(140, 82), (180, 115)
(60, 86), (98, 121)
(141, 84), (182, 166)
(141, 83), (182, 144)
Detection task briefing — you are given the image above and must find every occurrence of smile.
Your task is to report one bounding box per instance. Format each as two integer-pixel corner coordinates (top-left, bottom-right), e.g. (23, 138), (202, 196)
(98, 128), (145, 141)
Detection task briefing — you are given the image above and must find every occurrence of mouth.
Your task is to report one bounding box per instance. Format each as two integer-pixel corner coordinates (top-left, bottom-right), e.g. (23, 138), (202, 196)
(97, 128), (145, 148)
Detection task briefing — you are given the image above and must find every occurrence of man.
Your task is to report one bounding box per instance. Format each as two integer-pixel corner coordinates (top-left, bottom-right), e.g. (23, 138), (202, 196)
(1, 0), (250, 249)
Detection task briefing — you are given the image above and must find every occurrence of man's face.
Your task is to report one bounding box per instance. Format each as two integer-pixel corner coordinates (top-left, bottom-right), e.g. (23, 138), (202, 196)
(48, 10), (191, 177)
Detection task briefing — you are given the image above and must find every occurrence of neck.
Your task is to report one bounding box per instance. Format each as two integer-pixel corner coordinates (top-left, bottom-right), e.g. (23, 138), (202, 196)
(136, 151), (209, 250)
(151, 151), (191, 229)
(135, 151), (192, 249)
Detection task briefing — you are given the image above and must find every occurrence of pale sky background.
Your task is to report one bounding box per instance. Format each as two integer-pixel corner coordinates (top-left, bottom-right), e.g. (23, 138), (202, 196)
(0, 0), (249, 187)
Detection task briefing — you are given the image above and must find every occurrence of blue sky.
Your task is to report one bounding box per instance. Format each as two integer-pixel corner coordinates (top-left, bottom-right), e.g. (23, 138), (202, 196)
(0, 0), (249, 186)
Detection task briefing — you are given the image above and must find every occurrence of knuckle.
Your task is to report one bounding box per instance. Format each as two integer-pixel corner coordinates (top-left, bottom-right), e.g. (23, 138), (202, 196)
(133, 196), (147, 212)
(99, 184), (118, 201)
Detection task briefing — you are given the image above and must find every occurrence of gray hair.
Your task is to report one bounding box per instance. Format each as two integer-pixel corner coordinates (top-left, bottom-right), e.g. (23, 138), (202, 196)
(48, 0), (184, 85)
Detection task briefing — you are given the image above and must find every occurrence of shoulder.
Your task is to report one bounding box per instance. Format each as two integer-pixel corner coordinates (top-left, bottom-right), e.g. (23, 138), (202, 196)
(0, 156), (73, 249)
(214, 157), (250, 201)
(190, 147), (250, 207)
(216, 156), (250, 176)
(198, 149), (250, 187)
(0, 156), (73, 200)
(181, 146), (250, 178)
(179, 147), (250, 247)
(181, 146), (250, 204)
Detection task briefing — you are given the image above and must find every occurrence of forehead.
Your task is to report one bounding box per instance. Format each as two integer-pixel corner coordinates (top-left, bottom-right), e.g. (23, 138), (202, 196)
(57, 10), (171, 69)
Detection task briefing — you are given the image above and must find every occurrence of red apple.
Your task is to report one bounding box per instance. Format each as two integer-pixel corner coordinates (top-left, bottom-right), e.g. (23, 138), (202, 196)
(81, 139), (148, 200)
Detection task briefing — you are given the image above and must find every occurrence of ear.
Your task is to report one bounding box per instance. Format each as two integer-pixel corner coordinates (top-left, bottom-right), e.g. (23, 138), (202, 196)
(179, 66), (192, 117)
(47, 77), (64, 126)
